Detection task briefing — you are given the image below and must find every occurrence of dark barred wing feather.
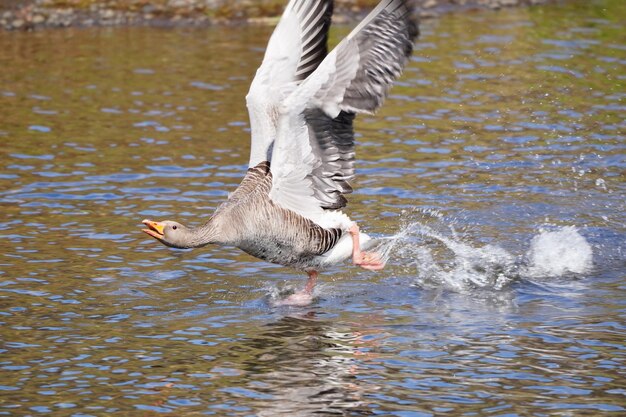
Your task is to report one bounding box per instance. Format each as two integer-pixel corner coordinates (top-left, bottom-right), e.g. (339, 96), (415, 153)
(341, 0), (418, 113)
(246, 0), (333, 168)
(292, 0), (333, 81)
(302, 0), (418, 210)
(269, 0), (418, 217)
(305, 109), (356, 209)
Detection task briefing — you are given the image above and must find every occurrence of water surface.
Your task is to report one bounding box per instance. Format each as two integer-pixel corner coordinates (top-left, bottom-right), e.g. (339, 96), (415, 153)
(0, 0), (625, 415)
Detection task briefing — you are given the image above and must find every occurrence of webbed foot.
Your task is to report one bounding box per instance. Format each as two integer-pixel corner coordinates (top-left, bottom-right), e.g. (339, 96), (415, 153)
(273, 270), (318, 307)
(274, 291), (314, 306)
(353, 251), (386, 270)
(349, 224), (386, 271)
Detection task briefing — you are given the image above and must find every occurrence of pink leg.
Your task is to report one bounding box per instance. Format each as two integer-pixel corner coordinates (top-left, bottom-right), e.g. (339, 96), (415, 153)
(349, 224), (385, 271)
(304, 270), (318, 294)
(275, 270), (318, 307)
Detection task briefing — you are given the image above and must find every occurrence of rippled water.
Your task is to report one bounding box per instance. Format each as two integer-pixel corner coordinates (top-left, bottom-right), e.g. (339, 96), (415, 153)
(1, 1), (625, 415)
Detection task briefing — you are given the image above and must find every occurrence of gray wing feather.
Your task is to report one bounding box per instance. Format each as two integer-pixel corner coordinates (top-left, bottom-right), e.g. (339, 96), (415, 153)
(341, 0), (418, 114)
(303, 0), (418, 210)
(293, 0), (333, 81)
(268, 0), (418, 218)
(246, 0), (334, 168)
(305, 109), (356, 209)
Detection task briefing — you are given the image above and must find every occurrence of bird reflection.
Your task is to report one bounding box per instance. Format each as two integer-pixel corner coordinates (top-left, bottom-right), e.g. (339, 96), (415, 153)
(232, 312), (379, 416)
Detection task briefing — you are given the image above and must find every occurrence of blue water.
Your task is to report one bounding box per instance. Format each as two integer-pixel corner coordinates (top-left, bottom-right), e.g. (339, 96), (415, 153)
(0, 1), (624, 415)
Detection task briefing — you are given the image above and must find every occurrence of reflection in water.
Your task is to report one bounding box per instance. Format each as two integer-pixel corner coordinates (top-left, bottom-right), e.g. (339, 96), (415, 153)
(234, 315), (371, 416)
(0, 0), (625, 415)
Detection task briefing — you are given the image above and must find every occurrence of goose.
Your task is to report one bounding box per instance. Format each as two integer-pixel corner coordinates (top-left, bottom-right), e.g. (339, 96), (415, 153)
(141, 0), (418, 305)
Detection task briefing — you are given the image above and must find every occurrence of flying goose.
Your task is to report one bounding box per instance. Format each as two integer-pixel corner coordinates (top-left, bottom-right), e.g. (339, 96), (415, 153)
(142, 0), (418, 305)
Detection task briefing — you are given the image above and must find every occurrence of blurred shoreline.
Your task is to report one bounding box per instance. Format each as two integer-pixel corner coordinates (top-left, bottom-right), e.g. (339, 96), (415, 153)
(1, 0), (561, 31)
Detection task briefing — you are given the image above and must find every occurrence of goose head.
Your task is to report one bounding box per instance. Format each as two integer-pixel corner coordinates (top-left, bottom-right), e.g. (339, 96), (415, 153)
(141, 219), (196, 249)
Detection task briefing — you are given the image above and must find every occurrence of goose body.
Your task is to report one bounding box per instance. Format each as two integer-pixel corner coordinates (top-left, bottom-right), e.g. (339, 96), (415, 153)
(211, 161), (347, 270)
(142, 0), (418, 304)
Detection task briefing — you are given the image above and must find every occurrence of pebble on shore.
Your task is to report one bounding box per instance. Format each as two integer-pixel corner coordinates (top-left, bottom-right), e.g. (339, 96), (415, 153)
(0, 0), (557, 31)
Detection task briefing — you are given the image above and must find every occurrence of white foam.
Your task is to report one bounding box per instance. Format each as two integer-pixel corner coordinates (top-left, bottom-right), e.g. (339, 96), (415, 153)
(526, 226), (593, 276)
(389, 211), (594, 292)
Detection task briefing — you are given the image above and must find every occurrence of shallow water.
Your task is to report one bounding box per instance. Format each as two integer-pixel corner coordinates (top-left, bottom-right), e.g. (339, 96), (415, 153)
(0, 0), (625, 415)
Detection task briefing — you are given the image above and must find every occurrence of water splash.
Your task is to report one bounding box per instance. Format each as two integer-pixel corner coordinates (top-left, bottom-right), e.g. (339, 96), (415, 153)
(526, 226), (593, 277)
(263, 213), (595, 302)
(394, 220), (518, 292)
(389, 211), (593, 292)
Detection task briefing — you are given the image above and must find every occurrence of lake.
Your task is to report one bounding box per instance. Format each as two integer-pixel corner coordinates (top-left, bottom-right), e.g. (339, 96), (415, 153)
(0, 0), (624, 415)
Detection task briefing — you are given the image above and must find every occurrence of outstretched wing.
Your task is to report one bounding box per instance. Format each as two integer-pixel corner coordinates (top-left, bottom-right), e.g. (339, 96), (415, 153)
(246, 0), (333, 168)
(269, 0), (418, 221)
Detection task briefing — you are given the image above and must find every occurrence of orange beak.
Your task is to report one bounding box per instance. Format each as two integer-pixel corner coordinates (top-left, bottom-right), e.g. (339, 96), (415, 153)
(142, 219), (165, 240)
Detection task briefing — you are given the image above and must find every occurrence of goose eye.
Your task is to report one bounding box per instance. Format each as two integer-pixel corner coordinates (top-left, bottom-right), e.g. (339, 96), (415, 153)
(172, 225), (177, 230)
